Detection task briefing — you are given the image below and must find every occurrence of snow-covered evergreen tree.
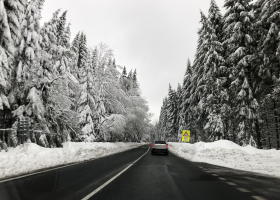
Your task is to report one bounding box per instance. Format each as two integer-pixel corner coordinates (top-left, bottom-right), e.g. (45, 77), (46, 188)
(11, 0), (45, 129)
(176, 83), (183, 140)
(77, 32), (87, 69)
(158, 97), (168, 140)
(166, 84), (178, 140)
(76, 50), (96, 141)
(0, 0), (13, 113)
(187, 11), (209, 140)
(199, 0), (228, 141)
(223, 0), (260, 146)
(180, 59), (193, 129)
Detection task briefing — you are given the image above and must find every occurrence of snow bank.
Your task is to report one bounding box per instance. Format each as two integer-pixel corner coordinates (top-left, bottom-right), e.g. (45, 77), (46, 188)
(0, 142), (144, 180)
(169, 140), (280, 177)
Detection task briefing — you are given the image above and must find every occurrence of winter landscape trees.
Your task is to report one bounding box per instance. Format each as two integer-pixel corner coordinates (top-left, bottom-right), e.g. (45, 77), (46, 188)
(0, 0), (151, 150)
(158, 0), (280, 149)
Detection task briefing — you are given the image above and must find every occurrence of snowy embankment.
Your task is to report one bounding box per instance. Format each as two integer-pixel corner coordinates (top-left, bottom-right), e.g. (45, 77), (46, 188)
(169, 140), (280, 177)
(0, 142), (144, 180)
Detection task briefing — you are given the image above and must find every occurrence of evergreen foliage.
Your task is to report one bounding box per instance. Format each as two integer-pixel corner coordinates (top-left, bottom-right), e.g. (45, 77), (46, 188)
(0, 1), (152, 149)
(158, 0), (280, 148)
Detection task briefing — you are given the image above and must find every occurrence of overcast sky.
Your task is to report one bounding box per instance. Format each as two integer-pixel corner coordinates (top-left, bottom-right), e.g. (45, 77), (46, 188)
(41, 0), (227, 123)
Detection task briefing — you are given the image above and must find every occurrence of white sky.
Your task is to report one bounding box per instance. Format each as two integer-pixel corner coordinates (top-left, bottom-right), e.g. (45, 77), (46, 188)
(41, 0), (226, 123)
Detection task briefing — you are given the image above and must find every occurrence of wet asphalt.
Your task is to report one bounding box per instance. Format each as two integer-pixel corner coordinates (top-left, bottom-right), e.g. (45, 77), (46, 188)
(0, 144), (279, 200)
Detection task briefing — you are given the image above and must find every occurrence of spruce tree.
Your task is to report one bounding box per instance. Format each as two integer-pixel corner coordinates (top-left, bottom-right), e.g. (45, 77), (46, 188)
(12, 0), (45, 124)
(77, 32), (87, 69)
(188, 11), (209, 139)
(166, 84), (178, 140)
(176, 83), (183, 140)
(159, 98), (168, 140)
(57, 10), (67, 45)
(71, 32), (80, 54)
(181, 59), (192, 128)
(199, 0), (227, 141)
(76, 51), (96, 141)
(0, 0), (13, 98)
(4, 0), (26, 47)
(223, 0), (260, 146)
(122, 66), (127, 77)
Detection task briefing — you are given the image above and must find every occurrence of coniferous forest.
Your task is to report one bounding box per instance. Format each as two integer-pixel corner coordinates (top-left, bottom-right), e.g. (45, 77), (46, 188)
(0, 0), (151, 150)
(157, 0), (280, 149)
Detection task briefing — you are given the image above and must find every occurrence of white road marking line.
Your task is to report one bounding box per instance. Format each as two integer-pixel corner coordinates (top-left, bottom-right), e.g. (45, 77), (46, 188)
(218, 177), (226, 180)
(226, 182), (236, 186)
(252, 196), (268, 200)
(268, 188), (280, 193)
(237, 188), (250, 192)
(0, 145), (148, 184)
(212, 174), (219, 176)
(81, 147), (150, 200)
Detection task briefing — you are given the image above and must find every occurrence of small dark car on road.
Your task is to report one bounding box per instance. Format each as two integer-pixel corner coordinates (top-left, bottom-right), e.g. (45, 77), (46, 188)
(151, 141), (168, 155)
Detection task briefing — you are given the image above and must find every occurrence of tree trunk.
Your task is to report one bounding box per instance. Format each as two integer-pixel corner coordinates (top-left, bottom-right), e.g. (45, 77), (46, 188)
(273, 100), (280, 149)
(255, 119), (262, 148)
(265, 109), (271, 149)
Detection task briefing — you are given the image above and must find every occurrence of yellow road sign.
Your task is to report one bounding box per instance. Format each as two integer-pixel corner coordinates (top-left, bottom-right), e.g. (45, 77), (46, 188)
(182, 130), (190, 142)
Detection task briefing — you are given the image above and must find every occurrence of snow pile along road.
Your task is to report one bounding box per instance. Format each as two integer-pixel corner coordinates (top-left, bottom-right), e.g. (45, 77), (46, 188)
(169, 140), (280, 177)
(0, 142), (144, 180)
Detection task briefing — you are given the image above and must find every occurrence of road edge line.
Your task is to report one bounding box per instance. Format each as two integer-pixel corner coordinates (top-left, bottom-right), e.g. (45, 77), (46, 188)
(0, 144), (147, 183)
(81, 146), (150, 200)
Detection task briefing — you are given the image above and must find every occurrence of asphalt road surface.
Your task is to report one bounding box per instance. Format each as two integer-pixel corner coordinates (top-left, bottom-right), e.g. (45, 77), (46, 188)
(0, 144), (279, 200)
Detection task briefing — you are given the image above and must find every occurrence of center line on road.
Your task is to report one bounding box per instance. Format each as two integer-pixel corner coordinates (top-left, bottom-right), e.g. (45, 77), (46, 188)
(226, 182), (236, 185)
(268, 188), (280, 193)
(237, 188), (250, 192)
(212, 174), (219, 176)
(81, 147), (150, 200)
(252, 196), (268, 200)
(218, 177), (226, 180)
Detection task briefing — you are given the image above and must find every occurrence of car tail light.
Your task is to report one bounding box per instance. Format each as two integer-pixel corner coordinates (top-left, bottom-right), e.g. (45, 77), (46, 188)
(166, 144), (168, 148)
(152, 144), (154, 147)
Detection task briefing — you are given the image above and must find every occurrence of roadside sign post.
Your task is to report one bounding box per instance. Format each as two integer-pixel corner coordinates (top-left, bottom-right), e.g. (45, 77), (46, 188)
(17, 117), (30, 143)
(182, 130), (190, 142)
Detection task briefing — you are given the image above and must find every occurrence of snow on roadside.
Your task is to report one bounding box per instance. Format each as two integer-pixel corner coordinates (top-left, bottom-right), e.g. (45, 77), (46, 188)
(0, 142), (144, 180)
(168, 140), (280, 177)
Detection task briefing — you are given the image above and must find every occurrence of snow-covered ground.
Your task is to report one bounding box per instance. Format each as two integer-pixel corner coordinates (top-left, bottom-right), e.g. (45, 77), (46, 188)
(169, 140), (280, 178)
(0, 142), (144, 180)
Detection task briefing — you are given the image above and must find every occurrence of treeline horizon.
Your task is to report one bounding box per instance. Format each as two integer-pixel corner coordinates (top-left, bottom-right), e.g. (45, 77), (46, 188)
(157, 0), (280, 149)
(0, 0), (151, 151)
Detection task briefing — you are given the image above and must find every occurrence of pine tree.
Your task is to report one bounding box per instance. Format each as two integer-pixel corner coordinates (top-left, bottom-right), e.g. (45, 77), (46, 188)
(223, 0), (260, 146)
(208, 0), (222, 40)
(77, 32), (87, 69)
(166, 84), (178, 140)
(159, 98), (168, 140)
(132, 69), (138, 88)
(0, 0), (14, 96)
(188, 11), (209, 140)
(71, 32), (80, 54)
(76, 51), (96, 141)
(198, 0), (227, 141)
(122, 66), (127, 77)
(57, 10), (67, 45)
(4, 0), (26, 47)
(39, 9), (78, 142)
(181, 59), (192, 128)
(176, 83), (183, 140)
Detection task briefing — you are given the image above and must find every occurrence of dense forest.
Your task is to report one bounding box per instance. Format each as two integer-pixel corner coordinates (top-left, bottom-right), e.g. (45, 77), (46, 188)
(157, 0), (280, 149)
(0, 0), (151, 150)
